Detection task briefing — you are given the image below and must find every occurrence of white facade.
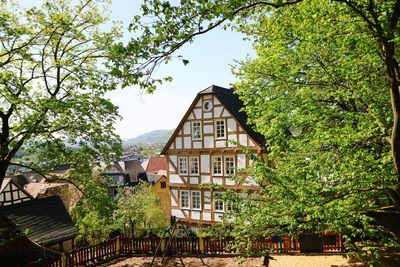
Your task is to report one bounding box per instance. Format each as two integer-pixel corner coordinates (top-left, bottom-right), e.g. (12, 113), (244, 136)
(163, 88), (264, 224)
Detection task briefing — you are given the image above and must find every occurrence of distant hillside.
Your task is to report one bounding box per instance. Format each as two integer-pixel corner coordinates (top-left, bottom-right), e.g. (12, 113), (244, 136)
(124, 129), (174, 145)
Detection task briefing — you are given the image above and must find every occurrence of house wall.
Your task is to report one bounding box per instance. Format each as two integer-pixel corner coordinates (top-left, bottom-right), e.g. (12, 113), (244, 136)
(165, 93), (263, 225)
(48, 239), (75, 252)
(0, 180), (32, 206)
(151, 176), (171, 222)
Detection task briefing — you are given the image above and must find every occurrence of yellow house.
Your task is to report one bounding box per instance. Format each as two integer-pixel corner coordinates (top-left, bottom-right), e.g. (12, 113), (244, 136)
(146, 173), (170, 221)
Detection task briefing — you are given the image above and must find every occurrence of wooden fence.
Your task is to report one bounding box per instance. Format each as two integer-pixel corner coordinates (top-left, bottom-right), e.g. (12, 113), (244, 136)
(50, 233), (343, 267)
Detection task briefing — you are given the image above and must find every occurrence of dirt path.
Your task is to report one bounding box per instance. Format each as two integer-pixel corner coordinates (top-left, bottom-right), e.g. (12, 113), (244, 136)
(108, 255), (352, 267)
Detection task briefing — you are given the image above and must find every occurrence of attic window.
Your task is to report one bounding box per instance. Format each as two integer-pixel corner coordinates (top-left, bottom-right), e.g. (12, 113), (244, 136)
(160, 181), (166, 189)
(192, 121), (202, 140)
(215, 120), (226, 139)
(203, 100), (212, 112)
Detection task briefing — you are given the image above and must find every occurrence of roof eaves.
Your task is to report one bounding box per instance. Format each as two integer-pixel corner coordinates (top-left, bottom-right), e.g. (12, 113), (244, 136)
(161, 93), (202, 155)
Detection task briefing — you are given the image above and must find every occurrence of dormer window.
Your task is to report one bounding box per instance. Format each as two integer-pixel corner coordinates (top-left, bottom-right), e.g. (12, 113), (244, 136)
(192, 121), (202, 140)
(215, 120), (225, 139)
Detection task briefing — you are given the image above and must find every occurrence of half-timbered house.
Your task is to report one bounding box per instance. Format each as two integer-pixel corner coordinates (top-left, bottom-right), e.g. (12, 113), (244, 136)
(161, 85), (266, 225)
(0, 177), (33, 206)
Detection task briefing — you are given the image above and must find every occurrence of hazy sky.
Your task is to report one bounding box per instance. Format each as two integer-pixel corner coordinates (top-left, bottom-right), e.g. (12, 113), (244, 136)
(106, 1), (255, 139)
(24, 1), (254, 139)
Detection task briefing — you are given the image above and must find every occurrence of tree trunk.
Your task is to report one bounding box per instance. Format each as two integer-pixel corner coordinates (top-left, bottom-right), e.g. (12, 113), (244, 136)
(130, 219), (135, 237)
(383, 41), (400, 209)
(0, 160), (8, 185)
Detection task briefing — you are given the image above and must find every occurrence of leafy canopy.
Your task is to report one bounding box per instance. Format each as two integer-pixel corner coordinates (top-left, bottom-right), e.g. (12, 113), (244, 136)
(0, 0), (123, 186)
(129, 0), (400, 261)
(113, 182), (168, 237)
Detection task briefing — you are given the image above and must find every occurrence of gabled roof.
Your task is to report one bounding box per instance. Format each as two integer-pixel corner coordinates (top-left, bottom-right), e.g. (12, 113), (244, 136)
(161, 85), (265, 154)
(11, 174), (29, 188)
(129, 173), (165, 186)
(124, 160), (145, 179)
(146, 173), (165, 184)
(0, 177), (33, 200)
(142, 157), (167, 174)
(0, 178), (12, 193)
(0, 196), (78, 245)
(103, 161), (125, 175)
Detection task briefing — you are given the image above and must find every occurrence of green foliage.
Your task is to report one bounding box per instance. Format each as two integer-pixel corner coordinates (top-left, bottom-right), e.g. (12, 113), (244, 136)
(0, 0), (123, 184)
(113, 183), (168, 237)
(0, 0), (125, 245)
(231, 0), (398, 260)
(128, 0), (400, 261)
(72, 178), (116, 244)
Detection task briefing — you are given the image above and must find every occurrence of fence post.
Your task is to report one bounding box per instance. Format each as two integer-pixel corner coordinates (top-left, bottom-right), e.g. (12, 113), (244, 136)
(116, 236), (120, 255)
(161, 239), (165, 253)
(199, 237), (204, 253)
(61, 253), (66, 267)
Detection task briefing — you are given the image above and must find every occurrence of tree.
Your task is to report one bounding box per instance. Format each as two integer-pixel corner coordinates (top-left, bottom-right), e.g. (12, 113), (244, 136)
(125, 0), (400, 260)
(72, 180), (116, 245)
(113, 183), (168, 237)
(124, 0), (400, 202)
(229, 1), (400, 259)
(0, 0), (122, 187)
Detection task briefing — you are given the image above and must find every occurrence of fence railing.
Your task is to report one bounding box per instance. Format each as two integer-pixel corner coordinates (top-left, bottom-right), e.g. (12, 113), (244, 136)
(50, 233), (343, 267)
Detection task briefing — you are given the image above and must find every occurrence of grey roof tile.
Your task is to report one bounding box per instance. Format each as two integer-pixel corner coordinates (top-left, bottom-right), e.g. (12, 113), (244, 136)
(0, 196), (78, 245)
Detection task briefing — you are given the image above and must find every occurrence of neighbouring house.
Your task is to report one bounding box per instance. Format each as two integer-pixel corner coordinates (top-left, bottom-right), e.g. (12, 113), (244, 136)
(124, 159), (147, 183)
(0, 196), (78, 253)
(101, 159), (146, 196)
(137, 172), (170, 220)
(102, 161), (127, 196)
(161, 85), (266, 225)
(103, 159), (170, 217)
(141, 156), (167, 175)
(0, 177), (33, 206)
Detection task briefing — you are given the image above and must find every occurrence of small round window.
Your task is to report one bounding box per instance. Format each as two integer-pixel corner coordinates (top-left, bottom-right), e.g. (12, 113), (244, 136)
(203, 100), (212, 111)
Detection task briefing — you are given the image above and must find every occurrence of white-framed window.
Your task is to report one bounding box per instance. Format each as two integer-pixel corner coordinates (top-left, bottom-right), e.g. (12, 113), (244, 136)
(179, 157), (188, 174)
(215, 119), (225, 139)
(192, 121), (202, 140)
(180, 190), (190, 209)
(190, 157), (199, 175)
(191, 191), (201, 210)
(212, 156), (222, 175)
(214, 192), (224, 211)
(225, 156), (235, 175)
